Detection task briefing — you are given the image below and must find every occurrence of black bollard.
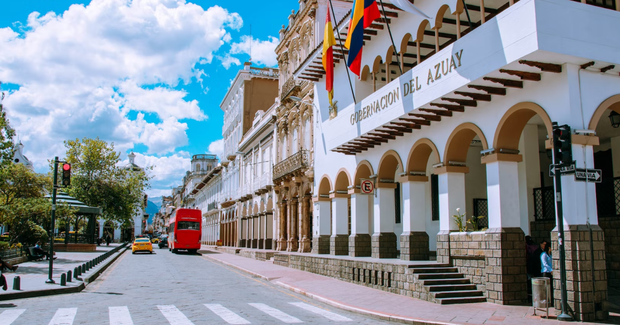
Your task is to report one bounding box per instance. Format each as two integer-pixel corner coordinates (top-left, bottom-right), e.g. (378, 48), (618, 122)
(60, 273), (66, 286)
(67, 270), (72, 282)
(74, 266), (80, 277)
(82, 263), (86, 273)
(12, 276), (20, 290)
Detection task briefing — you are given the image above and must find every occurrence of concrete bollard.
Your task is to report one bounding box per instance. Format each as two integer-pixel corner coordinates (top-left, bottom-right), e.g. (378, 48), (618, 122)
(60, 273), (66, 286)
(12, 276), (20, 290)
(67, 270), (72, 282)
(82, 264), (86, 273)
(74, 266), (80, 277)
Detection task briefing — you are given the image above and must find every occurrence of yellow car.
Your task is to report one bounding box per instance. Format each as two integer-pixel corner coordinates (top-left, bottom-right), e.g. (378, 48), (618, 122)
(132, 238), (153, 254)
(151, 237), (160, 244)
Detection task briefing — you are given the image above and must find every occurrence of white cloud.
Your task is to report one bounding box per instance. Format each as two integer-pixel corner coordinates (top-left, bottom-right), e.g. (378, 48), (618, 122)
(123, 151), (191, 197)
(230, 35), (279, 67)
(207, 139), (224, 159)
(217, 55), (241, 69)
(0, 0), (243, 167)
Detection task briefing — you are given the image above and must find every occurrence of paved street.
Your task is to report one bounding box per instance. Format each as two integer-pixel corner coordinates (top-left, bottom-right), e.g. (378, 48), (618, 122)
(0, 247), (393, 325)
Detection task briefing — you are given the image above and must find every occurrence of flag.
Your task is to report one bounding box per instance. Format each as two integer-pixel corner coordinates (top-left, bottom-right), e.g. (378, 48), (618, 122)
(344, 0), (381, 76)
(322, 6), (336, 106)
(391, 0), (430, 18)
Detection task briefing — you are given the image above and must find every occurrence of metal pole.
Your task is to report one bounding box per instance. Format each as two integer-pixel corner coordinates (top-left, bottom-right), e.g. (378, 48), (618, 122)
(552, 122), (573, 322)
(328, 0), (356, 104)
(461, 0), (474, 30)
(378, 0), (402, 74)
(46, 157), (58, 284)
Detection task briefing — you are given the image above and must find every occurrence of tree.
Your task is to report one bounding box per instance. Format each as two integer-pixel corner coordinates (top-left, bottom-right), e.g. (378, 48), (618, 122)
(0, 87), (16, 167)
(0, 163), (76, 245)
(63, 137), (152, 228)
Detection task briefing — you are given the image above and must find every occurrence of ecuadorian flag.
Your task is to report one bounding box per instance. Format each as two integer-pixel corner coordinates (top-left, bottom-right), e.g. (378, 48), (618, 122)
(344, 0), (381, 76)
(322, 6), (336, 106)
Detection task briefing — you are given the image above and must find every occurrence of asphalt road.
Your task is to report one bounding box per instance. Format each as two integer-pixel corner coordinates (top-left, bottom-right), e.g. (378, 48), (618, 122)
(0, 247), (394, 325)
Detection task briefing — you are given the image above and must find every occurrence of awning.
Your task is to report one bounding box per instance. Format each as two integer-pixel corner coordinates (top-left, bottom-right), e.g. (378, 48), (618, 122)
(45, 192), (102, 215)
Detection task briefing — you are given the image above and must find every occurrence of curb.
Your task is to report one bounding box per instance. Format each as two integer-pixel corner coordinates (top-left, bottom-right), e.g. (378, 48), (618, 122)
(198, 249), (456, 325)
(0, 245), (128, 301)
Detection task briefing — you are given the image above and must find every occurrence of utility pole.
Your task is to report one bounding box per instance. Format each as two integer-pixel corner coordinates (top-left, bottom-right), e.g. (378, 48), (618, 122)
(552, 122), (573, 322)
(46, 157), (59, 284)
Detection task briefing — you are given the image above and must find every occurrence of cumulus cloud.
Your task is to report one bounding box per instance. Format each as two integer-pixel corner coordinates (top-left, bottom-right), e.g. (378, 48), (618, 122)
(217, 55), (241, 69)
(0, 0), (243, 168)
(122, 151), (191, 197)
(230, 35), (279, 67)
(207, 139), (224, 159)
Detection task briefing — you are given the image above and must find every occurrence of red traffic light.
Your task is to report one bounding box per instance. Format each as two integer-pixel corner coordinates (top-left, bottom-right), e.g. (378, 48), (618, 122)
(63, 163), (71, 171)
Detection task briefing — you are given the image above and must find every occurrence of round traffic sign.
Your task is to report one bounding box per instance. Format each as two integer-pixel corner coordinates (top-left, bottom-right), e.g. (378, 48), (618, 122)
(360, 180), (374, 194)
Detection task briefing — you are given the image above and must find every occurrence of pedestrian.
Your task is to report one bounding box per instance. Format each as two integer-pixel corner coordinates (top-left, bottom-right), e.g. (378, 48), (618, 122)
(105, 234), (111, 246)
(541, 244), (553, 293)
(34, 241), (55, 260)
(0, 256), (18, 291)
(530, 240), (547, 278)
(525, 236), (538, 278)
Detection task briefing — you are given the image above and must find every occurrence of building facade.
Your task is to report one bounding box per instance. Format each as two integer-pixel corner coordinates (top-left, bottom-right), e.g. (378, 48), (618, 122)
(220, 63), (280, 247)
(293, 0), (620, 321)
(238, 102), (277, 249)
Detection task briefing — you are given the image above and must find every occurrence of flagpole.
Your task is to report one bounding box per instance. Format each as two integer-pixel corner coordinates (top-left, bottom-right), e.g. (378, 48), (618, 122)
(378, 0), (402, 74)
(461, 0), (473, 30)
(328, 0), (356, 104)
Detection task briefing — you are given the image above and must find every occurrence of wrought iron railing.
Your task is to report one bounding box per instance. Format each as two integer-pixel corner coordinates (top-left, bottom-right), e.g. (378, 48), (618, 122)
(281, 76), (300, 101)
(571, 0), (616, 10)
(473, 198), (489, 228)
(596, 176), (620, 217)
(533, 186), (556, 221)
(273, 150), (309, 181)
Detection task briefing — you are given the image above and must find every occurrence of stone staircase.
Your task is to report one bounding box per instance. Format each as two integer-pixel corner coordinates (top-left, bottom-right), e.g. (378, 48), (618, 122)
(410, 264), (486, 304)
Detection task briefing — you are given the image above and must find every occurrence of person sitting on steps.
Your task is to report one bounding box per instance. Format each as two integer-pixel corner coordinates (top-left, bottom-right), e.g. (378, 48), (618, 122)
(34, 241), (56, 260)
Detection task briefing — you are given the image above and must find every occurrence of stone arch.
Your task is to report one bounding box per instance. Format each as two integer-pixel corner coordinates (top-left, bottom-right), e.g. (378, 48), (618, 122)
(334, 168), (352, 192)
(318, 174), (332, 196)
(400, 33), (413, 54)
(354, 160), (374, 186)
(416, 20), (431, 42)
(361, 65), (371, 81)
(588, 94), (620, 130)
(407, 138), (441, 173)
(266, 196), (274, 211)
(494, 102), (553, 151)
(253, 204), (259, 216)
(384, 45), (395, 65)
(372, 55), (383, 73)
(444, 122), (489, 163)
(378, 150), (404, 180)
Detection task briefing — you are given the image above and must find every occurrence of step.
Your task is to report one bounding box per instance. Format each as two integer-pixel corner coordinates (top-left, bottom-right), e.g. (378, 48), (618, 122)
(432, 290), (484, 299)
(410, 267), (458, 274)
(421, 278), (471, 286)
(427, 284), (478, 292)
(416, 273), (464, 280)
(436, 296), (487, 305)
(407, 264), (450, 269)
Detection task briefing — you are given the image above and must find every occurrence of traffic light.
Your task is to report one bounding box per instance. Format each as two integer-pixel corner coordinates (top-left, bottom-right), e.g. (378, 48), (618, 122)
(61, 163), (71, 187)
(553, 124), (573, 166)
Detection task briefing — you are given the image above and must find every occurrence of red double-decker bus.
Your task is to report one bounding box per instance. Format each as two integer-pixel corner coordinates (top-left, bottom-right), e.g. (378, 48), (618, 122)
(168, 208), (202, 254)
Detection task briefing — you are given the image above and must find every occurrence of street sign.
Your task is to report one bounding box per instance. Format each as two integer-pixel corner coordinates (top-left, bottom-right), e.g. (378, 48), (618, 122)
(549, 163), (576, 177)
(574, 168), (602, 183)
(360, 179), (374, 194)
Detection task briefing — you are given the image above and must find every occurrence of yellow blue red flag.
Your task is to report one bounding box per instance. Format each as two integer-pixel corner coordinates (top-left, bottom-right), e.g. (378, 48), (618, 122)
(344, 0), (381, 76)
(322, 6), (336, 106)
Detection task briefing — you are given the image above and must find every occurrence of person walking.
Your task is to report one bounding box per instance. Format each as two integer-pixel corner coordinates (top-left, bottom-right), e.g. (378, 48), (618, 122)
(541, 244), (553, 294)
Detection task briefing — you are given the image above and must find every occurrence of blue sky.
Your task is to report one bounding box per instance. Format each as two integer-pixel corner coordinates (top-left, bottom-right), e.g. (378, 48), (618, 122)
(0, 0), (298, 196)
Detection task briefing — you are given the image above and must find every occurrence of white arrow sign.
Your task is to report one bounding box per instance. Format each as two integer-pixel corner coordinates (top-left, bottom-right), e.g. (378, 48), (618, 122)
(574, 168), (602, 183)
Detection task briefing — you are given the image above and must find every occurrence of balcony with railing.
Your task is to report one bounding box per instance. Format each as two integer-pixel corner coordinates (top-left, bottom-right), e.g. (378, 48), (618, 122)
(273, 150), (309, 181)
(280, 76), (301, 101)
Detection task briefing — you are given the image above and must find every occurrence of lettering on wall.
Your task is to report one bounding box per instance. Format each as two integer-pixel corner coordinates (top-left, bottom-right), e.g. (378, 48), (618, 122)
(349, 49), (464, 125)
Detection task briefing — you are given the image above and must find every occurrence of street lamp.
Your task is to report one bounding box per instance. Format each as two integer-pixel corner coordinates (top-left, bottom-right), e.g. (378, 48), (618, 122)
(609, 110), (620, 128)
(290, 96), (321, 123)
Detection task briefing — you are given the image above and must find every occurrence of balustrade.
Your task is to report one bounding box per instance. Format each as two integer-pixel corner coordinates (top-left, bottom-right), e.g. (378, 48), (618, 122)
(273, 150), (309, 181)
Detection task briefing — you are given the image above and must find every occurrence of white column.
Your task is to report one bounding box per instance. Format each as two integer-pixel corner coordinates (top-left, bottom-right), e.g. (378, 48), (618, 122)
(98, 220), (105, 238)
(314, 201), (331, 237)
(401, 178), (427, 233)
(113, 226), (121, 242)
(485, 158), (522, 229)
(351, 193), (369, 235)
(560, 144), (599, 226)
(438, 172), (466, 231)
(331, 197), (349, 236)
(373, 187), (395, 234)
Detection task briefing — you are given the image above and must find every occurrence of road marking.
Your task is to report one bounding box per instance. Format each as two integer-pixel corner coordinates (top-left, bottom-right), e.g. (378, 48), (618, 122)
(0, 309), (25, 325)
(157, 305), (194, 325)
(109, 306), (133, 325)
(249, 303), (302, 324)
(49, 308), (77, 325)
(204, 304), (250, 324)
(289, 302), (352, 322)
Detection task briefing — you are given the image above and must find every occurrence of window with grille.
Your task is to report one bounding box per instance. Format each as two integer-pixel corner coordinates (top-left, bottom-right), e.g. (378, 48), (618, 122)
(395, 182), (401, 224)
(431, 174), (439, 221)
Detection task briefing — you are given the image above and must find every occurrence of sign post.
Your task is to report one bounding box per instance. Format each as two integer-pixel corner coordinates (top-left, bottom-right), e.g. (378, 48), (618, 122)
(46, 157), (59, 284)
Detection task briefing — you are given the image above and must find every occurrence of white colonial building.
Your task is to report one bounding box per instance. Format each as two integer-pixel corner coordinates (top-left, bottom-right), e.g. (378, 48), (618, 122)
(293, 0), (619, 321)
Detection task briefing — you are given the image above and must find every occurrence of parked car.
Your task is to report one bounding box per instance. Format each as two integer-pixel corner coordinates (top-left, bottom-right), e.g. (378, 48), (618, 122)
(158, 237), (168, 249)
(151, 237), (160, 244)
(132, 238), (153, 254)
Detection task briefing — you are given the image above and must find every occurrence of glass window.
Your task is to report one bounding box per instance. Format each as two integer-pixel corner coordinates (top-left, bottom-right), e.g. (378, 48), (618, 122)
(177, 221), (200, 230)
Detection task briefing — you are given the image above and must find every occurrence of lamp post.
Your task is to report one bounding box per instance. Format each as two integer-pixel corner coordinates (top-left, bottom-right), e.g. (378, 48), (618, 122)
(609, 110), (620, 128)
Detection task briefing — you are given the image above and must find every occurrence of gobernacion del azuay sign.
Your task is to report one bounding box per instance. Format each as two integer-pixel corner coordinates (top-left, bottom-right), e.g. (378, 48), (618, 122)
(350, 49), (464, 125)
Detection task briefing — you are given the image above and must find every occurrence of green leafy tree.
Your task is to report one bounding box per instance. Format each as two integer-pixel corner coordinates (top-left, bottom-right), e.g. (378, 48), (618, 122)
(0, 91), (16, 167)
(0, 163), (76, 245)
(64, 137), (152, 228)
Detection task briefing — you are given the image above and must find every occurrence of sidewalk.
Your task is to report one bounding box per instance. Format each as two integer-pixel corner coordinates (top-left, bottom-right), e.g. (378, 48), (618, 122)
(199, 245), (620, 325)
(0, 244), (125, 300)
